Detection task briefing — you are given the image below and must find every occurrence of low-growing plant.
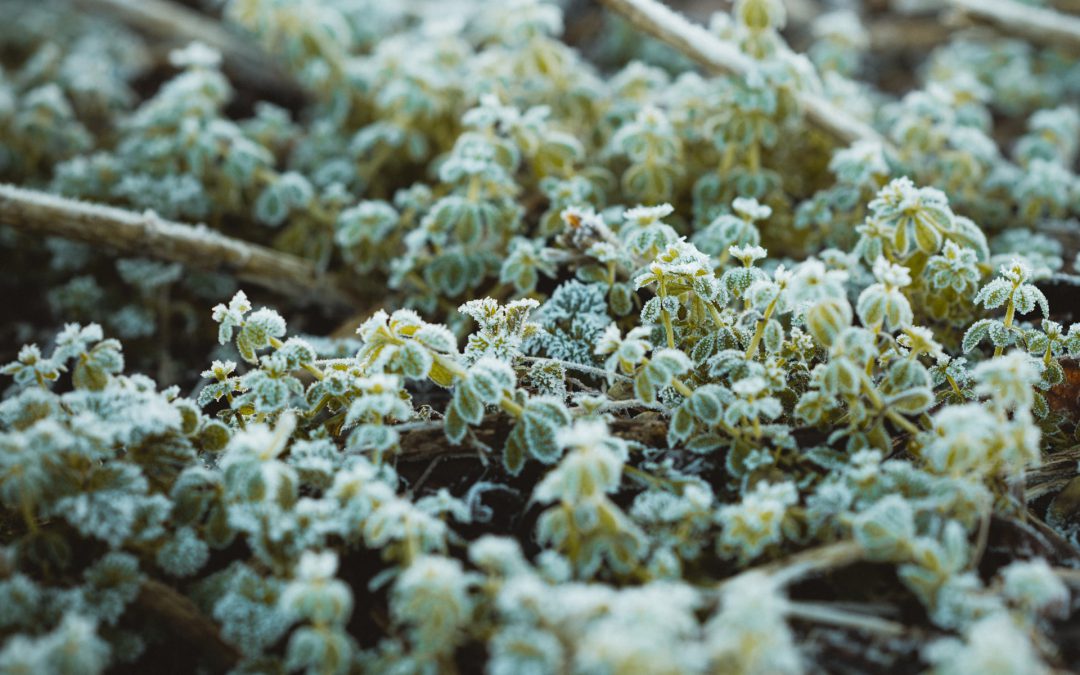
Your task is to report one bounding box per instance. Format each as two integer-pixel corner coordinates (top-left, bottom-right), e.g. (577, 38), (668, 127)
(2, 0), (1080, 672)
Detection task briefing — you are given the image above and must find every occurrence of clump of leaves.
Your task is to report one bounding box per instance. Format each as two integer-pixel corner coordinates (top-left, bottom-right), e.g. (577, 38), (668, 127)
(3, 0), (1080, 673)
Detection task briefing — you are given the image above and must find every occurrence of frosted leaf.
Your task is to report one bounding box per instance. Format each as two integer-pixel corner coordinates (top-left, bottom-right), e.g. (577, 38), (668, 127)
(211, 564), (291, 658)
(706, 572), (800, 674)
(391, 555), (476, 655)
(0, 574), (42, 630)
(79, 552), (143, 625)
(42, 614), (111, 675)
(284, 625), (353, 675)
(169, 42), (222, 69)
(1000, 558), (1069, 619)
(52, 464), (150, 547)
(53, 323), (104, 362)
(716, 481), (797, 562)
(280, 550), (353, 626)
(211, 291), (252, 345)
(235, 308), (287, 364)
(157, 526), (210, 578)
(852, 494), (915, 561)
(1, 344), (63, 388)
(489, 626), (564, 675)
(534, 421), (626, 502)
(925, 613), (1049, 675)
(468, 536), (528, 576)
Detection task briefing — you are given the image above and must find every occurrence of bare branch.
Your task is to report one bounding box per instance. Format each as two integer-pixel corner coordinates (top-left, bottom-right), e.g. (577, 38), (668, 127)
(0, 184), (365, 311)
(595, 0), (885, 147)
(1051, 0), (1080, 15)
(866, 16), (952, 53)
(949, 0), (1080, 52)
(73, 0), (306, 103)
(131, 579), (240, 672)
(395, 412), (669, 463)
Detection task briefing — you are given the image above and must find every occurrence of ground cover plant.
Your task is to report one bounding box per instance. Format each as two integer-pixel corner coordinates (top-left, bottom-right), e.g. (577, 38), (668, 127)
(3, 0), (1080, 672)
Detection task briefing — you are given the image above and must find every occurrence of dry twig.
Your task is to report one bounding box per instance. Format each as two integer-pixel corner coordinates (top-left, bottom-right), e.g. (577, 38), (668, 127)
(949, 0), (1080, 53)
(595, 0), (885, 147)
(131, 579), (240, 672)
(866, 16), (952, 53)
(73, 0), (306, 102)
(0, 184), (364, 311)
(395, 412), (669, 463)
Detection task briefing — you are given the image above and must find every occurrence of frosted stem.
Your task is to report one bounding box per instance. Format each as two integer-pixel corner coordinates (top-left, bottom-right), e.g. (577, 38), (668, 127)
(595, 0), (884, 147)
(949, 0), (1080, 52)
(0, 184), (363, 310)
(786, 601), (906, 636)
(519, 356), (632, 383)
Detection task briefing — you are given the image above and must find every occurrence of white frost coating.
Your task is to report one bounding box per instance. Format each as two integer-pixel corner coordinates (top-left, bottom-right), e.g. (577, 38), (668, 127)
(605, 0), (756, 77)
(0, 183), (357, 309)
(74, 0), (304, 98)
(950, 0), (1080, 53)
(598, 0), (884, 147)
(0, 183), (255, 257)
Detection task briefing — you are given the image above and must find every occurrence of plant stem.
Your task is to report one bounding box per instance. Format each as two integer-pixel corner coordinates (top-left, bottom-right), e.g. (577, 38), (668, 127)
(659, 281), (676, 348)
(662, 310), (676, 348)
(519, 356), (631, 383)
(269, 336), (325, 380)
(623, 464), (676, 490)
(707, 302), (725, 329)
(861, 374), (923, 438)
(499, 397), (524, 418)
(786, 601), (906, 636)
(744, 296), (778, 359)
(946, 373), (963, 398)
(671, 377), (695, 398)
(994, 293), (1017, 359)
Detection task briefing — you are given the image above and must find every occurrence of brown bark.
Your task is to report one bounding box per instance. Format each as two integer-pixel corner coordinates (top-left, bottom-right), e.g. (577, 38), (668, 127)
(73, 0), (306, 104)
(595, 0), (886, 148)
(949, 0), (1080, 53)
(395, 411), (669, 462)
(0, 184), (365, 311)
(131, 579), (241, 673)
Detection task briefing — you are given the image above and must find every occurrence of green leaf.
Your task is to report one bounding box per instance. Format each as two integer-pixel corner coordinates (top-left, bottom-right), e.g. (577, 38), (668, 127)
(962, 319), (995, 353)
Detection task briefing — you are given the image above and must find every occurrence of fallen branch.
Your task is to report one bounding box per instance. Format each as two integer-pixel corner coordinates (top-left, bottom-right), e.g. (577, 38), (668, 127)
(596, 0), (884, 147)
(751, 539), (865, 587)
(73, 0), (306, 103)
(131, 578), (240, 672)
(395, 412), (669, 462)
(949, 0), (1080, 53)
(866, 16), (952, 53)
(1056, 567), (1080, 585)
(1051, 0), (1080, 15)
(0, 184), (364, 311)
(707, 540), (908, 635)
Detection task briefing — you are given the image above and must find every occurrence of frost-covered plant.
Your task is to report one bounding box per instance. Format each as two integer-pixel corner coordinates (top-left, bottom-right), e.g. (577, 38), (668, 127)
(3, 0), (1080, 671)
(534, 420), (644, 577)
(716, 480), (798, 563)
